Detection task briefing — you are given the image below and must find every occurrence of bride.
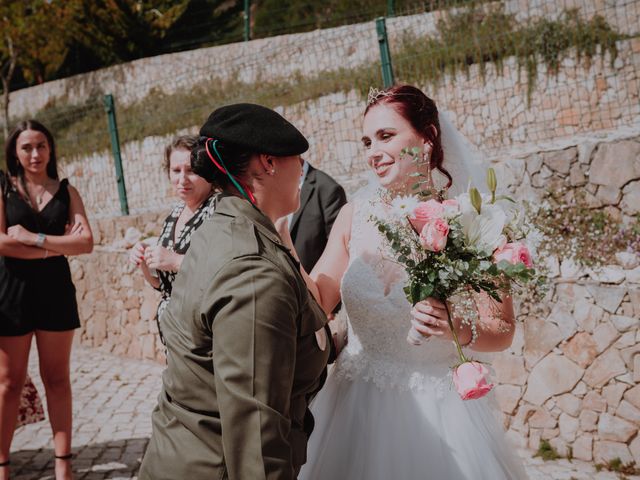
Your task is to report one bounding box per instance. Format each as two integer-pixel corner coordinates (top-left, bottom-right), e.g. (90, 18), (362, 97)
(281, 85), (527, 479)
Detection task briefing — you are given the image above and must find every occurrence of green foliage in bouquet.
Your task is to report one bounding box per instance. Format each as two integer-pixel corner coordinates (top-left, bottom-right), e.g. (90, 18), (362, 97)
(376, 209), (535, 308)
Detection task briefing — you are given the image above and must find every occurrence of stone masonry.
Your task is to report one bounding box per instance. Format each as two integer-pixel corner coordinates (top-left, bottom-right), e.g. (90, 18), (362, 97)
(4, 2), (639, 218)
(489, 132), (640, 464)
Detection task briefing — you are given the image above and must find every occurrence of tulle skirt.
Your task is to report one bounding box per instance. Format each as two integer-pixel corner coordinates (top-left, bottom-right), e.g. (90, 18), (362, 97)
(299, 368), (528, 480)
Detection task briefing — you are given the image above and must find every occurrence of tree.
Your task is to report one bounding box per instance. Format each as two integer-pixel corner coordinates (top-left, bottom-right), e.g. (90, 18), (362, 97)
(251, 0), (386, 38)
(69, 0), (192, 66)
(0, 2), (22, 139)
(0, 0), (77, 138)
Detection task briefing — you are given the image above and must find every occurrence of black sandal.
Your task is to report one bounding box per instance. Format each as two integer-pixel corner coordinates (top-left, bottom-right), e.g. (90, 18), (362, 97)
(54, 453), (72, 460)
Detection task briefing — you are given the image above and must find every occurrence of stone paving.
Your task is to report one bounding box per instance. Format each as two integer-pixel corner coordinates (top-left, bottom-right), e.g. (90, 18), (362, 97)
(12, 345), (640, 480)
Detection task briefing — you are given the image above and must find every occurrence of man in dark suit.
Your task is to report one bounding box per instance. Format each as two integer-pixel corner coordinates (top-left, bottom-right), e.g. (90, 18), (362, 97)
(289, 160), (347, 273)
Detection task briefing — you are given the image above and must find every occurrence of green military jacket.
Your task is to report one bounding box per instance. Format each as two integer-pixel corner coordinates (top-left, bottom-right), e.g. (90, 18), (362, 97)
(139, 194), (331, 480)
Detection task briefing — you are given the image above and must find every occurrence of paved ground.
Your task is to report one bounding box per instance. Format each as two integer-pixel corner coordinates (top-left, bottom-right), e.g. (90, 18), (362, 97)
(12, 344), (639, 480)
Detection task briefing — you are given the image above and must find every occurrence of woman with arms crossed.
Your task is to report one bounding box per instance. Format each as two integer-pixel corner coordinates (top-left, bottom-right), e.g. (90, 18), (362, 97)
(0, 120), (93, 480)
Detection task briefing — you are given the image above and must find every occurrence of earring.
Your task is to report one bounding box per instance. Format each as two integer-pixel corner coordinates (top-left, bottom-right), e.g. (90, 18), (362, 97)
(270, 169), (276, 175)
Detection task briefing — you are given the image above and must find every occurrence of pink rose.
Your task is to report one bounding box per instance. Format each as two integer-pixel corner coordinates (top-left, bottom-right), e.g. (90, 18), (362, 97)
(453, 361), (494, 400)
(493, 242), (533, 268)
(419, 218), (450, 252)
(410, 199), (444, 232)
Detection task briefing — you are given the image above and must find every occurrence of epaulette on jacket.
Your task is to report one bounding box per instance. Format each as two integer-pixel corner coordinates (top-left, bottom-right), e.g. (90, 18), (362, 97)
(229, 215), (260, 258)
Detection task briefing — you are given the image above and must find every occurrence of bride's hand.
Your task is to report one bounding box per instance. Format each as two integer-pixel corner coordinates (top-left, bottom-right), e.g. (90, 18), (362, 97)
(411, 297), (457, 341)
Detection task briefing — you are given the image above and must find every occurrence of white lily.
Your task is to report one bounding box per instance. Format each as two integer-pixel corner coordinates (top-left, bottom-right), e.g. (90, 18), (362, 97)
(458, 203), (507, 255)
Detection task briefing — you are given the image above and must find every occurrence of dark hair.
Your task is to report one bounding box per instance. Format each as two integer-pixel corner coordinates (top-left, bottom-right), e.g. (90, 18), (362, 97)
(164, 135), (199, 175)
(5, 120), (58, 206)
(191, 137), (256, 190)
(365, 84), (452, 190)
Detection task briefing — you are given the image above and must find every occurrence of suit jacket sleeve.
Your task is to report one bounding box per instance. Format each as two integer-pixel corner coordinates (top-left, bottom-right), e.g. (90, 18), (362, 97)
(318, 180), (347, 238)
(206, 255), (298, 480)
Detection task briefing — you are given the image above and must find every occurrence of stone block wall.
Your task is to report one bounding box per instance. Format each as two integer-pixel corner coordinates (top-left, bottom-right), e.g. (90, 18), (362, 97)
(489, 132), (640, 464)
(70, 211), (167, 364)
(5, 1), (639, 219)
(7, 0), (638, 122)
(58, 34), (639, 219)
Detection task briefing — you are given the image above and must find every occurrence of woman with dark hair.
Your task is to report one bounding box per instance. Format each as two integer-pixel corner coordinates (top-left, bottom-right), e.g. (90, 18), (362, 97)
(138, 104), (331, 479)
(129, 135), (215, 341)
(0, 120), (93, 480)
(276, 85), (526, 479)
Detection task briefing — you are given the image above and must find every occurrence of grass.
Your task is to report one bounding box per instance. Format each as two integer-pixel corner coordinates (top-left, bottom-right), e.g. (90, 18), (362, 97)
(595, 458), (640, 475)
(533, 187), (640, 268)
(0, 63), (381, 167)
(534, 439), (562, 461)
(393, 6), (624, 103)
(0, 4), (628, 167)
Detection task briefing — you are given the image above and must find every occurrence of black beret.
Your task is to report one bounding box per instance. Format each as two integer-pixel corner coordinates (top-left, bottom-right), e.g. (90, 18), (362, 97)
(199, 103), (309, 156)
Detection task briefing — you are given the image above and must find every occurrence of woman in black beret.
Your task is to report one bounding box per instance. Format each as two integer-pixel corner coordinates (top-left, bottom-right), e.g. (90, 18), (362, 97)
(139, 103), (332, 480)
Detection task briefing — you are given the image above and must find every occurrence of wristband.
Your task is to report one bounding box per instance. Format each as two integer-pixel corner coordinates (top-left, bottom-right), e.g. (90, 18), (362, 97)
(35, 233), (46, 248)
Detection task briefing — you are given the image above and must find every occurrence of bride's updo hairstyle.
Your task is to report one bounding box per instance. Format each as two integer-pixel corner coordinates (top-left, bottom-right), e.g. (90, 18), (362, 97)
(365, 84), (453, 190)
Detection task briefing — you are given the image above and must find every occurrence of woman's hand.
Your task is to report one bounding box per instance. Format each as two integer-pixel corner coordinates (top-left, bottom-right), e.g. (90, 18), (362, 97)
(144, 245), (182, 272)
(64, 222), (84, 236)
(129, 241), (148, 267)
(7, 225), (38, 246)
(411, 297), (469, 343)
(328, 314), (348, 356)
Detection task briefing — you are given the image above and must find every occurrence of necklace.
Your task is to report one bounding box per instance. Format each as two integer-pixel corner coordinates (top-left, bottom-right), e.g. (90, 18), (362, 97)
(28, 181), (50, 206)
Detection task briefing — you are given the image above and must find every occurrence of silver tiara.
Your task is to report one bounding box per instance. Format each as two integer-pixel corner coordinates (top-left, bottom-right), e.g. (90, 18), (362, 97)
(367, 86), (393, 106)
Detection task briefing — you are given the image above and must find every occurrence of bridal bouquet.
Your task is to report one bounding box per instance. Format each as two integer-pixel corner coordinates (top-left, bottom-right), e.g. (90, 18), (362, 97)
(373, 148), (538, 400)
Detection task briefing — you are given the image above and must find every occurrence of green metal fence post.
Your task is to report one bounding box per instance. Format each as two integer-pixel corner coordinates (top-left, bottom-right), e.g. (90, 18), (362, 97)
(376, 17), (395, 88)
(387, 0), (395, 17)
(103, 94), (129, 215)
(244, 0), (251, 42)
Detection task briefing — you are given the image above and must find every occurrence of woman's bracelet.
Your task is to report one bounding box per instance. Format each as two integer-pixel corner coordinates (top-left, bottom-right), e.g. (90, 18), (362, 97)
(43, 249), (49, 259)
(460, 321), (478, 348)
(35, 232), (46, 248)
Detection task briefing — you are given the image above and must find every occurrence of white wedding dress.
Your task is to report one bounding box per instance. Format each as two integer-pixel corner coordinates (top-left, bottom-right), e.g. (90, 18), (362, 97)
(298, 190), (528, 480)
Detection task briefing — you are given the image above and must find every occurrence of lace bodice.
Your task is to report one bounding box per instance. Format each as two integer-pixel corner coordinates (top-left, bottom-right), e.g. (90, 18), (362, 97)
(334, 191), (459, 394)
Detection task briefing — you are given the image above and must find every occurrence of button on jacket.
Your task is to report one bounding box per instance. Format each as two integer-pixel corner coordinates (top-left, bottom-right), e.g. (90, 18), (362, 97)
(139, 193), (330, 480)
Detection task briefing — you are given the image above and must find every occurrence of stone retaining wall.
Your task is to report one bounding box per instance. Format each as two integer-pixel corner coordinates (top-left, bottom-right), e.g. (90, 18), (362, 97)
(490, 131), (640, 464)
(9, 0), (637, 119)
(6, 2), (639, 218)
(58, 35), (640, 218)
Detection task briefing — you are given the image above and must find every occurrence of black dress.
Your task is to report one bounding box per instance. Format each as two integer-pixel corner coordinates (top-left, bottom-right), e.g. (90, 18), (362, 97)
(0, 172), (80, 336)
